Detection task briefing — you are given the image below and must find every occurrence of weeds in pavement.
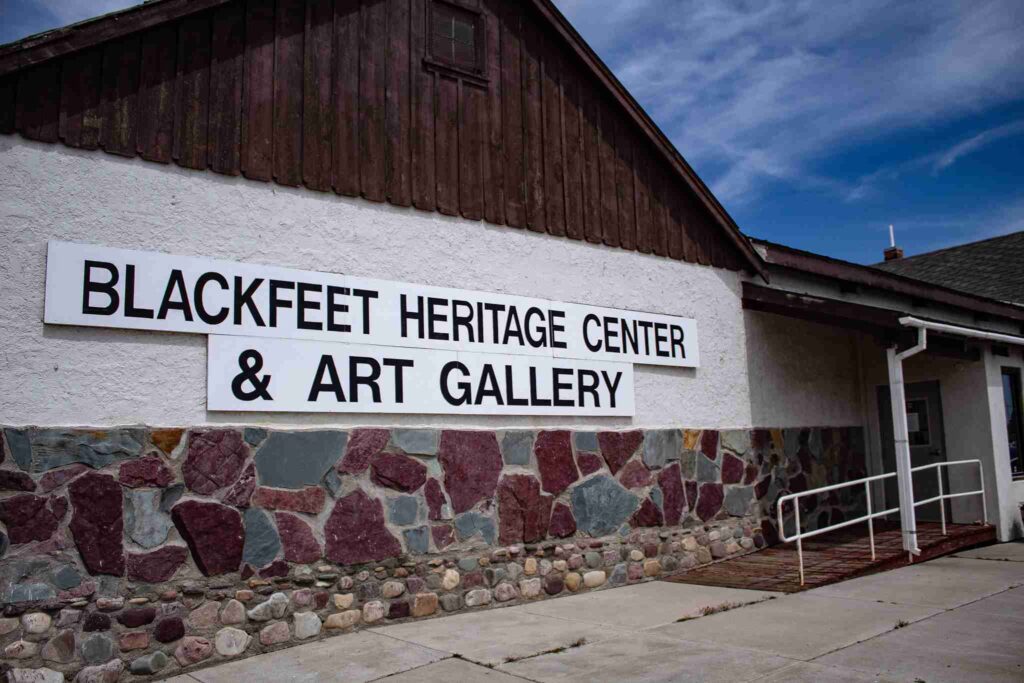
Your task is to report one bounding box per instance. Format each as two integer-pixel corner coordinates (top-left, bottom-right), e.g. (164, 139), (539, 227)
(675, 596), (776, 623)
(502, 638), (588, 664)
(894, 619), (910, 629)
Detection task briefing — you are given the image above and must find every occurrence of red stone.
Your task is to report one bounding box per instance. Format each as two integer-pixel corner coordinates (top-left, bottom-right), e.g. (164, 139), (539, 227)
(38, 465), (88, 492)
(544, 574), (564, 595)
(183, 430), (249, 495)
(118, 607), (157, 628)
(618, 460), (652, 489)
(577, 452), (603, 476)
(154, 617), (185, 643)
(83, 613), (111, 632)
(425, 478), (448, 520)
(275, 512), (322, 564)
(339, 429), (390, 474)
(548, 503), (577, 538)
(127, 546), (189, 583)
(497, 475), (553, 545)
(721, 453), (745, 484)
(118, 455), (174, 488)
(438, 430), (502, 514)
(597, 431), (643, 475)
(0, 470), (36, 492)
(761, 518), (779, 545)
(171, 500), (244, 576)
(0, 494), (67, 544)
(701, 430), (719, 460)
(631, 498), (664, 527)
(431, 524), (455, 549)
(752, 429), (771, 451)
(658, 463), (684, 526)
(789, 473), (808, 494)
(370, 452), (427, 493)
(324, 489), (402, 565)
(754, 476), (772, 500)
(221, 463), (256, 508)
(744, 463), (759, 485)
(252, 486), (326, 515)
(684, 480), (698, 511)
(259, 560), (290, 578)
(695, 483), (724, 522)
(69, 473), (125, 576)
(388, 601), (410, 619)
(534, 431), (579, 495)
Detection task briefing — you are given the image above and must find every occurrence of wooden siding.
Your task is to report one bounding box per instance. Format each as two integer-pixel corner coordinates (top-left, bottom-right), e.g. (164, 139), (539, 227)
(0, 0), (746, 272)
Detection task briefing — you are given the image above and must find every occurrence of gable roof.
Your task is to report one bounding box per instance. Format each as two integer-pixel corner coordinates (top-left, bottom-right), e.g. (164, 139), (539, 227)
(0, 0), (765, 280)
(875, 231), (1024, 305)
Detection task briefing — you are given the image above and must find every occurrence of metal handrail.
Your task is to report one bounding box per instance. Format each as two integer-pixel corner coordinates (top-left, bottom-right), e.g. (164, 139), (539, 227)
(776, 459), (987, 585)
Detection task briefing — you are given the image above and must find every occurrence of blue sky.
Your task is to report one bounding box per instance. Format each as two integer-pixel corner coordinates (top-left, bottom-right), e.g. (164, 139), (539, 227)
(2, 0), (1023, 264)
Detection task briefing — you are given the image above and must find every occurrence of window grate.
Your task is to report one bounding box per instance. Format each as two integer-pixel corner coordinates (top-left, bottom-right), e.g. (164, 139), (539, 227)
(430, 2), (481, 73)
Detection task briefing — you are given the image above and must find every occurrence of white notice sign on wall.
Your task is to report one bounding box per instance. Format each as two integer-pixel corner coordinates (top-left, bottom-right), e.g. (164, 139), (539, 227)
(207, 335), (635, 416)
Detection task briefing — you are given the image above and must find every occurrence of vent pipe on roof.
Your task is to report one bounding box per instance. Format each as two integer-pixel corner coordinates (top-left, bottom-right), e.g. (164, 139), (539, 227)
(884, 224), (903, 261)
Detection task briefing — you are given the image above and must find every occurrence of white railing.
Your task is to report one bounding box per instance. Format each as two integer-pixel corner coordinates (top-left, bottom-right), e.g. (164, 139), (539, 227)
(776, 459), (987, 586)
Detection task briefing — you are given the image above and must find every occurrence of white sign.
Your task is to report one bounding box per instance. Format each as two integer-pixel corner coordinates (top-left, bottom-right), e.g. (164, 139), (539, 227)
(44, 241), (699, 368)
(208, 335), (635, 415)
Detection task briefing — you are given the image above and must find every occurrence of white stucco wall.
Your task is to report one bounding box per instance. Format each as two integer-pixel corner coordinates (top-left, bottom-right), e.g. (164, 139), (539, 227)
(0, 138), (862, 430)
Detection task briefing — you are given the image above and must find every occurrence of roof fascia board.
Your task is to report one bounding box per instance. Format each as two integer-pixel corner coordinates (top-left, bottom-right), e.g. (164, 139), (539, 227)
(0, 0), (234, 77)
(527, 0), (767, 281)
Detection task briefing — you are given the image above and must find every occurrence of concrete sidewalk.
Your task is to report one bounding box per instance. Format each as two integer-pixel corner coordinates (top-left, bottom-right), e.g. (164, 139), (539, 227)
(163, 542), (1024, 683)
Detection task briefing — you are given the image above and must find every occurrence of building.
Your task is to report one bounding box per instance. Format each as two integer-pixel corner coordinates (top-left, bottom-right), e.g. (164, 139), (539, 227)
(0, 0), (1020, 680)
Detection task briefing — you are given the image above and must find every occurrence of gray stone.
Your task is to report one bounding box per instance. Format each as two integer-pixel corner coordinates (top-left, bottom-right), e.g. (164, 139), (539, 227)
(0, 531), (7, 559)
(52, 564), (82, 590)
(720, 430), (750, 456)
(74, 659), (123, 683)
(293, 611), (322, 640)
(439, 593), (462, 611)
(41, 629), (76, 663)
(404, 526), (430, 554)
(585, 551), (602, 568)
(783, 429), (801, 459)
(608, 563), (628, 586)
(21, 612), (51, 633)
(457, 557), (479, 572)
(464, 589), (492, 607)
(9, 428), (145, 473)
(724, 487), (755, 517)
(651, 486), (664, 510)
(244, 428), (268, 446)
(322, 469), (343, 498)
(388, 496), (420, 526)
(697, 453), (720, 483)
(7, 582), (55, 603)
(215, 627), (252, 656)
(501, 431), (533, 466)
(571, 475), (639, 537)
(679, 451), (697, 480)
(643, 430), (682, 469)
(80, 633), (115, 664)
(9, 668), (64, 683)
(247, 592), (289, 622)
(573, 431), (599, 453)
(159, 483), (185, 512)
(130, 650), (168, 675)
(125, 489), (173, 549)
(242, 508), (281, 568)
(454, 512), (496, 544)
(255, 431), (347, 489)
(391, 429), (438, 456)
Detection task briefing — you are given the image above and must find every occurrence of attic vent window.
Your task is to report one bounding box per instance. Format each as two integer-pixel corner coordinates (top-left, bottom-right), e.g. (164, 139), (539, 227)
(429, 1), (484, 76)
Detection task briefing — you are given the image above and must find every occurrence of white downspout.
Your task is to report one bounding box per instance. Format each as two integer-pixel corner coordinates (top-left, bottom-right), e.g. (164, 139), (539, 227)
(886, 325), (927, 558)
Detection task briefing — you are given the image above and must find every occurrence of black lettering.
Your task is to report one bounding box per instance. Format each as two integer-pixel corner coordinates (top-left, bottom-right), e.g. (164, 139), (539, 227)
(352, 288), (378, 334)
(349, 356), (382, 403)
(326, 286), (351, 333)
(440, 361), (471, 405)
(194, 271), (228, 325)
(549, 309), (567, 349)
(383, 358), (414, 402)
(233, 277), (266, 327)
(528, 366), (551, 407)
(670, 325), (686, 359)
(578, 370), (600, 407)
(654, 322), (670, 357)
(505, 365), (528, 406)
(82, 260), (119, 315)
(296, 282), (323, 331)
(268, 280), (294, 327)
(621, 319), (638, 355)
(603, 316), (620, 353)
(157, 269), (194, 321)
(401, 294), (424, 339)
(583, 314), (601, 352)
(601, 370), (623, 409)
(475, 364), (504, 405)
(552, 368), (574, 407)
(427, 297), (449, 341)
(484, 303), (505, 344)
(502, 306), (525, 346)
(637, 320), (654, 355)
(523, 307), (547, 348)
(452, 299), (475, 342)
(124, 264), (154, 319)
(308, 355), (346, 402)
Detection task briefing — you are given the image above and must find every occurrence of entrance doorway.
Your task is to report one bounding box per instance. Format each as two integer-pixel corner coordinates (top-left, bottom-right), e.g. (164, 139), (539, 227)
(877, 380), (949, 522)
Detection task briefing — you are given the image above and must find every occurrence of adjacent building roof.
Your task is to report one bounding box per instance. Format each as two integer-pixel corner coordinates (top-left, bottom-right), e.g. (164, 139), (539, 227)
(874, 231), (1024, 305)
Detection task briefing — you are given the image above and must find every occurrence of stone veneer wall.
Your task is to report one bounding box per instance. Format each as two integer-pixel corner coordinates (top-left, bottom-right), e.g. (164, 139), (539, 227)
(0, 425), (865, 682)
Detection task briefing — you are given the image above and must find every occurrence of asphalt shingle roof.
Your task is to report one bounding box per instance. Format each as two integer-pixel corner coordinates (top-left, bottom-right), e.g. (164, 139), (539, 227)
(874, 231), (1024, 305)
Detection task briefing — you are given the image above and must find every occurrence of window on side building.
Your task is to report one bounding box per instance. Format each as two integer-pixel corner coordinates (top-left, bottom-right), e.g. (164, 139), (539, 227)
(1002, 367), (1024, 478)
(429, 1), (484, 76)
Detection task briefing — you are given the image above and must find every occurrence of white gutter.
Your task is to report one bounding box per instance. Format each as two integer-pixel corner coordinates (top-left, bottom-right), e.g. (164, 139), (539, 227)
(889, 316), (1024, 558)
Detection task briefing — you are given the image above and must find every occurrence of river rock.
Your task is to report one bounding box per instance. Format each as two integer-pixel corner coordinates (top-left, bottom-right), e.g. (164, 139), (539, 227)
(174, 636), (213, 665)
(214, 627), (251, 656)
(130, 650), (168, 675)
(73, 659), (123, 683)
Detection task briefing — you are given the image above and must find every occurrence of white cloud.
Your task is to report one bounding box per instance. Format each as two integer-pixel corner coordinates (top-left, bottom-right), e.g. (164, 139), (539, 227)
(553, 0), (1024, 204)
(932, 119), (1024, 172)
